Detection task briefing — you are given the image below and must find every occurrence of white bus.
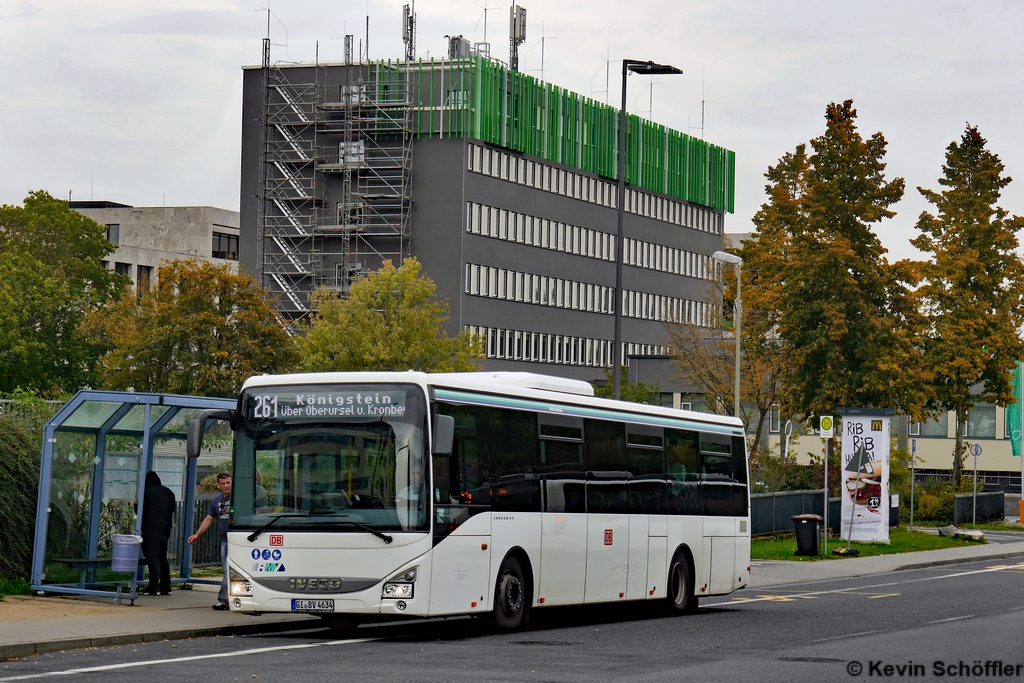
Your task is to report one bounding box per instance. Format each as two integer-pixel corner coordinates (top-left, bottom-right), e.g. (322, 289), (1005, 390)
(187, 371), (750, 629)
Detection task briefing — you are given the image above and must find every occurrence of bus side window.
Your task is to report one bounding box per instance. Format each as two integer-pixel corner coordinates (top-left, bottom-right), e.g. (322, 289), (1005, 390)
(665, 429), (699, 481)
(538, 414), (585, 512)
(665, 429), (700, 515)
(489, 408), (540, 512)
(440, 403), (491, 505)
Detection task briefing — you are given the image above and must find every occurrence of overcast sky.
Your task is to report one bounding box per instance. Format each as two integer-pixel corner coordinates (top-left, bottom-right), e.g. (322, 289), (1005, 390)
(2, 0), (1022, 260)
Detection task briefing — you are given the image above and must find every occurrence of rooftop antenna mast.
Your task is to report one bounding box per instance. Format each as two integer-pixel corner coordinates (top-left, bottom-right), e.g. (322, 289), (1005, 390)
(509, 5), (526, 70)
(590, 45), (610, 104)
(402, 2), (416, 61)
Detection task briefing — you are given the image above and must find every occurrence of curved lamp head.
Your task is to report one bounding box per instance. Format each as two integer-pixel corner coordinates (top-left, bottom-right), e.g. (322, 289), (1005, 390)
(625, 60), (683, 76)
(712, 250), (743, 266)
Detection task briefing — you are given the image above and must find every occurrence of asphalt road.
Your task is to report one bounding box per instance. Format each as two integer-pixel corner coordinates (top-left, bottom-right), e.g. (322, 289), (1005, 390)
(3, 557), (1024, 682)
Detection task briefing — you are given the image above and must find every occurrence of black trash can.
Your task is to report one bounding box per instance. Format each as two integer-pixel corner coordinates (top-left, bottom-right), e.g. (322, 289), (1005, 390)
(791, 514), (822, 556)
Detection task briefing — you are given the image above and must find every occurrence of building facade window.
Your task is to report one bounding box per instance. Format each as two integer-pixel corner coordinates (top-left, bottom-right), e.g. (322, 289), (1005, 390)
(105, 224), (120, 245)
(465, 325), (663, 368)
(465, 201), (718, 283)
(212, 231), (239, 260)
(920, 412), (949, 438)
(966, 405), (997, 439)
(136, 265), (153, 294)
(463, 262), (714, 325)
(467, 142), (725, 236)
(114, 262), (132, 277)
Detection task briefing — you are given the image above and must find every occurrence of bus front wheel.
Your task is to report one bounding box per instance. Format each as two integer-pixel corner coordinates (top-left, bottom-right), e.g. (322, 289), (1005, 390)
(666, 553), (697, 615)
(494, 555), (528, 629)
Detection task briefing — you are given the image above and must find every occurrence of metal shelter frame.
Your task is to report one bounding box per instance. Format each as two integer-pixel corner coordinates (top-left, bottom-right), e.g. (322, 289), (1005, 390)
(31, 390), (235, 602)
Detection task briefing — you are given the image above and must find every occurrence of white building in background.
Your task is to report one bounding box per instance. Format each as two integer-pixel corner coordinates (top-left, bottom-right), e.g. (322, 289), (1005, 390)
(70, 201), (240, 291)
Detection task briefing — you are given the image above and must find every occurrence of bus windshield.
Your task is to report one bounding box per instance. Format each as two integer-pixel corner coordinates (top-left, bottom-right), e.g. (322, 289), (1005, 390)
(232, 384), (429, 532)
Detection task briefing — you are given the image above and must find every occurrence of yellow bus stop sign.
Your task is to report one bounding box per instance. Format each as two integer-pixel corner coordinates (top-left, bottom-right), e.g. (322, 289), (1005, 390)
(820, 415), (834, 438)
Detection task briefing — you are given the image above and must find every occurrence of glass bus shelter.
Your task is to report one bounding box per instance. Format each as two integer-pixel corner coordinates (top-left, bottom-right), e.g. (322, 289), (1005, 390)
(30, 390), (235, 602)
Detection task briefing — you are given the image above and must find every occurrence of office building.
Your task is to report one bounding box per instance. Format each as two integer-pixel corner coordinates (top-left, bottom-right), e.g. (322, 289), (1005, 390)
(239, 52), (736, 382)
(70, 201), (240, 291)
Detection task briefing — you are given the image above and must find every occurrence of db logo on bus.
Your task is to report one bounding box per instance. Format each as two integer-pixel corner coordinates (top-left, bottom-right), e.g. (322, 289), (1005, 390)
(269, 534), (284, 547)
(604, 529), (613, 545)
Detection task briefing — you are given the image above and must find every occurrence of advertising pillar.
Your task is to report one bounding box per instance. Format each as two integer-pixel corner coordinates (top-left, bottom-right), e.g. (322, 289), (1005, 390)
(840, 409), (892, 543)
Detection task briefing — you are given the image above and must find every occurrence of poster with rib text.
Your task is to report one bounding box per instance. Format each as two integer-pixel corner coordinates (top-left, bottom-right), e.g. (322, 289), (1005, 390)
(840, 415), (890, 543)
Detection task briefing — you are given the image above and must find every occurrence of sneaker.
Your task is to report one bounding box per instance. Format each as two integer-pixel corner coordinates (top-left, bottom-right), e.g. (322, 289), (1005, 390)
(212, 602), (230, 611)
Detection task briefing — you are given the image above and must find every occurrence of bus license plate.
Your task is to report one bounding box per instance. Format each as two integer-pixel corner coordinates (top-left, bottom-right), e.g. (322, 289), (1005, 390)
(291, 599), (335, 612)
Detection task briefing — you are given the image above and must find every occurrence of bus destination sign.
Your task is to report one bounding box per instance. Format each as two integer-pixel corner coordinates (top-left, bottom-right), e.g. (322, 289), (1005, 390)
(251, 390), (407, 420)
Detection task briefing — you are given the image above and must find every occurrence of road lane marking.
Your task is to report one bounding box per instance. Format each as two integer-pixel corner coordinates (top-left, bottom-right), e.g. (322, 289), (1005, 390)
(867, 593), (900, 599)
(927, 615), (975, 624)
(0, 637), (377, 681)
(811, 631), (878, 643)
(714, 560), (1024, 606)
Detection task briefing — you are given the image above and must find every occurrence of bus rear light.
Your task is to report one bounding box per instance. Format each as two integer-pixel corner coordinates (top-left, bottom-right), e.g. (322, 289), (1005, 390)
(539, 597), (545, 603)
(471, 601), (477, 607)
(481, 543), (488, 550)
(619, 592), (624, 598)
(649, 589), (655, 595)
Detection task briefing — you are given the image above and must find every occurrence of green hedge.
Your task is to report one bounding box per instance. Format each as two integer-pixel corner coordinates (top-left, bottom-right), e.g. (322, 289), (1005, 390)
(0, 416), (39, 580)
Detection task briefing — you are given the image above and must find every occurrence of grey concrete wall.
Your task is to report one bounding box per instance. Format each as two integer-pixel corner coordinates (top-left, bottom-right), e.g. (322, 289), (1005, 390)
(238, 66), (263, 278)
(72, 205), (239, 286)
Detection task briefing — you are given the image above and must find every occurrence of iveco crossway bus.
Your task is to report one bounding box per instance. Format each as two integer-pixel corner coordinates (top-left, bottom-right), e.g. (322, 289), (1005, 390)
(186, 371), (750, 629)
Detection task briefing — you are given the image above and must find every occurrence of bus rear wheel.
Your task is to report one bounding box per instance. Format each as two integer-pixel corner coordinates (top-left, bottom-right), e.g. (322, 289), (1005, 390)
(666, 553), (697, 615)
(494, 555), (528, 629)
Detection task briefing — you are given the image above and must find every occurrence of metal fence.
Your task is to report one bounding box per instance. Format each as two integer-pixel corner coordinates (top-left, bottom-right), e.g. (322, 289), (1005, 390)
(953, 491), (1004, 526)
(0, 398), (64, 436)
(914, 469), (1021, 495)
(750, 490), (906, 536)
(171, 493), (221, 567)
(750, 490), (839, 536)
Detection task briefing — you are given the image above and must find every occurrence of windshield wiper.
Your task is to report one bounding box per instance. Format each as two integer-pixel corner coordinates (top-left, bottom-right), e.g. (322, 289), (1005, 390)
(307, 512), (393, 544)
(246, 512), (307, 542)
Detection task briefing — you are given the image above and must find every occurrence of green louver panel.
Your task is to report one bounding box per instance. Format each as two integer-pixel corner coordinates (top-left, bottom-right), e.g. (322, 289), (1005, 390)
(408, 56), (735, 213)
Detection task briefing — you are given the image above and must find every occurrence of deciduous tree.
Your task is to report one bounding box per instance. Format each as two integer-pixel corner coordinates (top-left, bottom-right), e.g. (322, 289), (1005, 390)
(910, 125), (1024, 487)
(770, 100), (927, 420)
(298, 258), (482, 372)
(665, 279), (787, 455)
(0, 191), (126, 394)
(83, 258), (296, 397)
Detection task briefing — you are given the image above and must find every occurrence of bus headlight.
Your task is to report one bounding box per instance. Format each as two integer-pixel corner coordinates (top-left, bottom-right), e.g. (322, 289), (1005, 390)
(229, 568), (252, 597)
(382, 566), (417, 599)
(382, 582), (414, 599)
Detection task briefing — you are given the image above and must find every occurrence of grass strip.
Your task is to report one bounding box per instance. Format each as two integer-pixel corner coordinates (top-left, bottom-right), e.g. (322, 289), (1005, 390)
(752, 527), (985, 562)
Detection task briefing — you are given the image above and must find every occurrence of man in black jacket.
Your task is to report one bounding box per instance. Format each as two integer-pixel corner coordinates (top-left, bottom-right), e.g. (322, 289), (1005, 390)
(140, 471), (176, 596)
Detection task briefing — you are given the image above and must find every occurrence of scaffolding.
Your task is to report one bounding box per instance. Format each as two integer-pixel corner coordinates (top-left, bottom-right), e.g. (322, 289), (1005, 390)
(258, 57), (414, 320)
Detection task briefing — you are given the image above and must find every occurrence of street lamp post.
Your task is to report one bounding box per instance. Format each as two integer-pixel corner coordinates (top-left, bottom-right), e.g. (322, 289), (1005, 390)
(712, 250), (743, 419)
(612, 59), (682, 400)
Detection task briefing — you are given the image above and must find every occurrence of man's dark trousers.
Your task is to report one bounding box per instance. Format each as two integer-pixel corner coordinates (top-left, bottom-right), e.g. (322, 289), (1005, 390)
(141, 532), (171, 594)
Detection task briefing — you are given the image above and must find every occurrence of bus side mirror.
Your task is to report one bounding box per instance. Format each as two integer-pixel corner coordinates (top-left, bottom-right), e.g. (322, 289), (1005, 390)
(186, 409), (235, 458)
(431, 414), (455, 456)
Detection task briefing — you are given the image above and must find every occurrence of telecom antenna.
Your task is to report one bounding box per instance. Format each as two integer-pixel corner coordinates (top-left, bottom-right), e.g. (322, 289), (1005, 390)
(402, 3), (416, 61)
(509, 5), (526, 70)
(344, 35), (354, 64)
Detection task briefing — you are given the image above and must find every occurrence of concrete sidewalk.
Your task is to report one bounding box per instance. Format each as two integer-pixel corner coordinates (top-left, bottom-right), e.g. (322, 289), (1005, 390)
(0, 581), (317, 660)
(749, 539), (1024, 588)
(5, 539), (1024, 660)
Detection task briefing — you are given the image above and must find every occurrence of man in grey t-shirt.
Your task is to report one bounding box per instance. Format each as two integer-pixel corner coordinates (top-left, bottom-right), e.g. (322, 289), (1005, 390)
(188, 472), (232, 609)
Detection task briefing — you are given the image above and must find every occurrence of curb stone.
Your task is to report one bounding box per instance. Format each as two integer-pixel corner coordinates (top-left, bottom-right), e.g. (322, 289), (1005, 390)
(1, 617), (320, 661)
(892, 548), (1024, 572)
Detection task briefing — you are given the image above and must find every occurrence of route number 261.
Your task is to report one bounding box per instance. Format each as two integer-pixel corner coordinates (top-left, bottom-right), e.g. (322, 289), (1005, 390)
(254, 395), (278, 418)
